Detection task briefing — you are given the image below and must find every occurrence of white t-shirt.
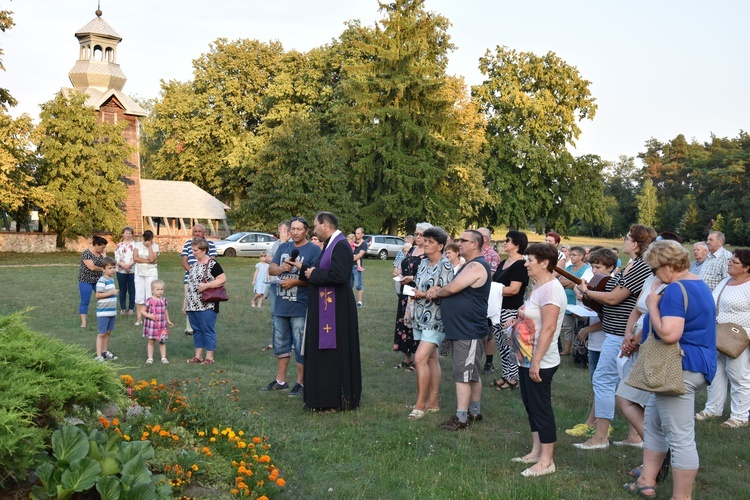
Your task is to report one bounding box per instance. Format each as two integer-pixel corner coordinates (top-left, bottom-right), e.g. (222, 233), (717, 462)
(517, 279), (567, 369)
(134, 242), (160, 277)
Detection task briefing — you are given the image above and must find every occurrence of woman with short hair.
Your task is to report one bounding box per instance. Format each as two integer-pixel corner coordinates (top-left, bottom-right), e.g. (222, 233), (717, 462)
(78, 235), (108, 329)
(133, 230), (160, 325)
(695, 248), (750, 429)
(490, 230), (529, 390)
(511, 242), (567, 477)
(408, 227), (453, 419)
(184, 238), (226, 365)
(114, 226), (136, 315)
(625, 240), (716, 499)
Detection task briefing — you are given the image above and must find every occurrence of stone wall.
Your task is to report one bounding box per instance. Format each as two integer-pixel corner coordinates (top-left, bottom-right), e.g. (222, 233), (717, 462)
(0, 233), (218, 254)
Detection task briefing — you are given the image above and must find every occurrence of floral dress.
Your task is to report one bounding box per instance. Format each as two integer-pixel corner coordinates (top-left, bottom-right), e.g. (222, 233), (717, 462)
(393, 247), (425, 354)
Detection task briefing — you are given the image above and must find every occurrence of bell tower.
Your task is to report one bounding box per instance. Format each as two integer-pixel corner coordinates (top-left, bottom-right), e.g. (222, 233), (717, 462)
(64, 6), (146, 233)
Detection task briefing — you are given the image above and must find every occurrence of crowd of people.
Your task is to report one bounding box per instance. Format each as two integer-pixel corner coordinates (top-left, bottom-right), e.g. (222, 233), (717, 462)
(76, 218), (749, 495)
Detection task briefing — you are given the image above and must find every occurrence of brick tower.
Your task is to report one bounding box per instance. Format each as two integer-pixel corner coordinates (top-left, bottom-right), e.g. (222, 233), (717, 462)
(67, 8), (146, 233)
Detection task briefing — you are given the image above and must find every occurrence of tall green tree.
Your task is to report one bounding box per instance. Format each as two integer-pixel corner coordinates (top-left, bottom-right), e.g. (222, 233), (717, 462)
(337, 0), (463, 233)
(35, 92), (132, 246)
(636, 178), (658, 228)
(473, 46), (600, 232)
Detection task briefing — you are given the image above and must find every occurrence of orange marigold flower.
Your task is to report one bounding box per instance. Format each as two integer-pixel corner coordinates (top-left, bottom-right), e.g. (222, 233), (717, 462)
(276, 478), (286, 487)
(111, 418), (119, 426)
(257, 480), (264, 487)
(258, 496), (269, 500)
(172, 435), (179, 441)
(231, 489), (239, 495)
(191, 464), (199, 471)
(252, 437), (262, 444)
(98, 417), (110, 428)
(152, 425), (162, 433)
(201, 446), (210, 454)
(258, 455), (271, 463)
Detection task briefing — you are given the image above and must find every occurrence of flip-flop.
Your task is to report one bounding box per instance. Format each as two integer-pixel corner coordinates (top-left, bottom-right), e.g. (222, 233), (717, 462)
(490, 378), (508, 388)
(496, 380), (518, 390)
(186, 357), (203, 364)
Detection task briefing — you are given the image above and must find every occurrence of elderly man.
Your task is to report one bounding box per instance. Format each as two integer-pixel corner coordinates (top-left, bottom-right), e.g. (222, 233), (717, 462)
(427, 230), (491, 430)
(689, 241), (709, 277)
(702, 231), (733, 290)
(181, 224), (216, 335)
(478, 228), (500, 374)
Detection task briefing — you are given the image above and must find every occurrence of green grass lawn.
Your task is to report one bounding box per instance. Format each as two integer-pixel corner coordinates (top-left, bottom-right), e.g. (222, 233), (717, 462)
(1, 250), (748, 499)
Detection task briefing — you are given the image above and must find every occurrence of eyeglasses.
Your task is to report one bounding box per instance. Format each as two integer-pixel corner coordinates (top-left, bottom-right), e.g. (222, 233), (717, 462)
(415, 232), (424, 237)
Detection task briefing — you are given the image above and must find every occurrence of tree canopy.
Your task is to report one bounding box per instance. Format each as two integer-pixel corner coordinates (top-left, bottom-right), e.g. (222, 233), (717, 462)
(36, 92), (132, 245)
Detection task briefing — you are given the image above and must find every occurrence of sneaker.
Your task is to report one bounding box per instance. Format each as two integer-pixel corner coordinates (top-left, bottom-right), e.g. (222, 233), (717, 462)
(565, 423), (594, 437)
(146, 358), (153, 365)
(103, 351), (118, 360)
(483, 363), (495, 374)
(260, 380), (289, 392)
(134, 321), (143, 326)
(288, 383), (304, 397)
(583, 425), (613, 437)
(440, 415), (468, 431)
(357, 302), (363, 309)
(468, 413), (484, 424)
(161, 358), (169, 365)
(94, 355), (105, 362)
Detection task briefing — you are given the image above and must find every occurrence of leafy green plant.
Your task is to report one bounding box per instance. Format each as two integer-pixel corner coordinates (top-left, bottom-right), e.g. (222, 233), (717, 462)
(30, 424), (171, 500)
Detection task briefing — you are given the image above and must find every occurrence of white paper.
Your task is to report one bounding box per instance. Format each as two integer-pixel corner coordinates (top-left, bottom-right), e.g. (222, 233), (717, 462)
(402, 285), (416, 297)
(566, 304), (599, 318)
(393, 276), (405, 282)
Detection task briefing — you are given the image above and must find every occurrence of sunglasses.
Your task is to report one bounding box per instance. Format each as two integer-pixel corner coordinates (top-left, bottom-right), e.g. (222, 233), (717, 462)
(291, 216), (309, 227)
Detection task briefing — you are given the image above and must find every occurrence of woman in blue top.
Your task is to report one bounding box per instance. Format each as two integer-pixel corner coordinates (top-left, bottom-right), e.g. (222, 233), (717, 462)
(625, 240), (716, 500)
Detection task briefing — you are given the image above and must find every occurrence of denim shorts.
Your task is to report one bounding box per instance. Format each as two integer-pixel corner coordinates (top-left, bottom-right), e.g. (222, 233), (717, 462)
(97, 316), (116, 334)
(350, 266), (363, 291)
(273, 316), (305, 364)
(413, 328), (445, 346)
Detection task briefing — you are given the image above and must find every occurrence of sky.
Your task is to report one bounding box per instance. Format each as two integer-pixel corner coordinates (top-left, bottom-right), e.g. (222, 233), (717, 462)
(2, 0), (749, 164)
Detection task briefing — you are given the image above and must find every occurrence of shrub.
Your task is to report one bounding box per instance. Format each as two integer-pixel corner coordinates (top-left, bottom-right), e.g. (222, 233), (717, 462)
(0, 312), (124, 487)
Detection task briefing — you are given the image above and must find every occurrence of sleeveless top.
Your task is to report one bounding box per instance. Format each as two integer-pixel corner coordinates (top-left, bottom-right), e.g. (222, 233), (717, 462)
(443, 256), (491, 340)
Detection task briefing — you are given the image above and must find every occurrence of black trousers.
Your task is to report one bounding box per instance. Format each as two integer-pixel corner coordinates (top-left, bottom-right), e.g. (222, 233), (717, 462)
(519, 365), (558, 444)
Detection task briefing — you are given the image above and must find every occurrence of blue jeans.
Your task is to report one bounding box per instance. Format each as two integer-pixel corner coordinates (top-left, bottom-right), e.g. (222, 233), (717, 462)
(592, 333), (622, 421)
(588, 350), (601, 383)
(187, 309), (218, 351)
(116, 272), (135, 311)
(78, 281), (96, 314)
(273, 315), (305, 364)
(350, 266), (363, 291)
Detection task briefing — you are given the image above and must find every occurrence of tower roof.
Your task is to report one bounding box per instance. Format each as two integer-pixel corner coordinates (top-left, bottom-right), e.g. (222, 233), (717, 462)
(75, 14), (121, 41)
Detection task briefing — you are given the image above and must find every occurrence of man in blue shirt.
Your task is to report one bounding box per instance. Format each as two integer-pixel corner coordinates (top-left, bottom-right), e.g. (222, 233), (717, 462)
(261, 216), (321, 397)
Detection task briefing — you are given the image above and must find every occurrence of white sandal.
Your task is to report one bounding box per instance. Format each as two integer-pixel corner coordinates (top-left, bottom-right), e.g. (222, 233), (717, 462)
(721, 418), (748, 429)
(408, 408), (426, 420)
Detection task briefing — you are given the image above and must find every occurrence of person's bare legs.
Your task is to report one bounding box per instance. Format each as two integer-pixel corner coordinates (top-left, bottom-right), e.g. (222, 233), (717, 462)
(295, 363), (304, 386)
(276, 356), (290, 384)
(147, 339), (155, 360)
(524, 437), (555, 474)
(617, 396), (645, 443)
(671, 467), (698, 499)
(414, 342), (434, 410)
(629, 448), (664, 497)
(80, 313), (87, 328)
(426, 348), (441, 409)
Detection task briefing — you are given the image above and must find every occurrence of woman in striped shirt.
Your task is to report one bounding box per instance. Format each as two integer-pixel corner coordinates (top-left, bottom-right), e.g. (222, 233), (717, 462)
(573, 224), (656, 450)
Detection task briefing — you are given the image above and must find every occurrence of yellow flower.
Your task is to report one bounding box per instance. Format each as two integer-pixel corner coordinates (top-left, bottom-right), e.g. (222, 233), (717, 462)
(191, 464), (199, 471)
(212, 427), (219, 435)
(123, 435), (131, 441)
(209, 437), (216, 442)
(198, 431), (205, 437)
(238, 430), (244, 436)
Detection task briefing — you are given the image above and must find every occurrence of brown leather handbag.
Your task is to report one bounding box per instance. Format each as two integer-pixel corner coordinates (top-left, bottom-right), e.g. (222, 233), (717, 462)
(715, 281), (749, 358)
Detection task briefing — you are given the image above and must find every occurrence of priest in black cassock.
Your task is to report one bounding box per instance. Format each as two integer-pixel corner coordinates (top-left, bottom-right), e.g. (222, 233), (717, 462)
(301, 211), (362, 411)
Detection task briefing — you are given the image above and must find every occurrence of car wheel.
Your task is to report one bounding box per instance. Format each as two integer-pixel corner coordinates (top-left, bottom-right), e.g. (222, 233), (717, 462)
(378, 249), (388, 260)
(224, 248), (236, 257)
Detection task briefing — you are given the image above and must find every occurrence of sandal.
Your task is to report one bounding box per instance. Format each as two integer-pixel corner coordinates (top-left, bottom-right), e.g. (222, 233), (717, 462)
(623, 481), (656, 499)
(187, 357), (203, 364)
(490, 378), (508, 388)
(721, 418), (748, 429)
(405, 362), (416, 372)
(202, 358), (215, 365)
(496, 380), (518, 390)
(627, 466), (643, 479)
(408, 408), (426, 420)
(393, 361), (409, 369)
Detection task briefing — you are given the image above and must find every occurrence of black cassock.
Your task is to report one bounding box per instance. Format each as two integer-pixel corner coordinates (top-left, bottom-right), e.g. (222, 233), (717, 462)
(303, 237), (362, 410)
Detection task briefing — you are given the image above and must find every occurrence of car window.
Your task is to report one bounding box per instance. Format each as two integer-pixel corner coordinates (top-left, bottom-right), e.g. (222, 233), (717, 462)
(258, 234), (272, 242)
(387, 237), (401, 245)
(241, 234), (257, 243)
(375, 236), (385, 244)
(225, 233), (245, 242)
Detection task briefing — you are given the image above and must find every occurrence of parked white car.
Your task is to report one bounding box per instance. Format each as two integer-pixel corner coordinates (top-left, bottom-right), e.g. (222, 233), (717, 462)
(215, 232), (277, 257)
(364, 234), (406, 260)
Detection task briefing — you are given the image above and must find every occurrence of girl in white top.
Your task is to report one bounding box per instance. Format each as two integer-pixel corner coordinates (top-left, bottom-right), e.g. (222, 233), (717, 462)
(133, 230), (160, 325)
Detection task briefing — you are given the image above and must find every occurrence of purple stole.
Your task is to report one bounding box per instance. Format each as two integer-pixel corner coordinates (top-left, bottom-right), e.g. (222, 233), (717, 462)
(318, 231), (346, 349)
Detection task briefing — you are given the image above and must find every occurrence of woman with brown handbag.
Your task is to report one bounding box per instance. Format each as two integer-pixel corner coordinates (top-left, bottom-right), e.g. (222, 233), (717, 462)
(695, 248), (750, 429)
